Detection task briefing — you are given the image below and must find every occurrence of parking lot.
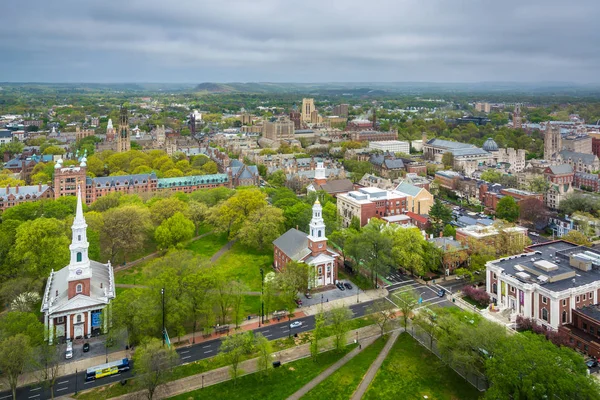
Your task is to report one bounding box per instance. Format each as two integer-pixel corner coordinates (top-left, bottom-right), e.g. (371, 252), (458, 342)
(301, 280), (361, 307)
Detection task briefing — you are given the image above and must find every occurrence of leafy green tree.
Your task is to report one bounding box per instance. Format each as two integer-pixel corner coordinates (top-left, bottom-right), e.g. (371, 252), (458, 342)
(322, 202), (340, 235)
(255, 333), (273, 376)
(356, 219), (393, 287)
(149, 197), (188, 225)
(209, 188), (267, 237)
(155, 212), (195, 249)
(495, 196), (519, 222)
(268, 170), (287, 187)
(442, 224), (456, 238)
(277, 261), (310, 312)
(101, 205), (152, 262)
(182, 269), (214, 342)
(391, 227), (427, 277)
(527, 176), (550, 193)
(0, 334), (33, 400)
(34, 344), (63, 400)
(394, 287), (418, 329)
(237, 205), (285, 251)
(111, 288), (158, 346)
(441, 152), (454, 168)
(11, 218), (70, 277)
(563, 230), (592, 246)
(325, 306), (354, 352)
(428, 199), (453, 235)
(486, 332), (600, 400)
(367, 299), (395, 336)
(42, 145), (65, 155)
(413, 307), (439, 348)
(219, 332), (252, 384)
(310, 312), (325, 361)
(480, 170), (503, 183)
(185, 201), (209, 235)
(230, 280), (248, 329)
(329, 229), (357, 264)
(133, 338), (179, 400)
(0, 311), (44, 346)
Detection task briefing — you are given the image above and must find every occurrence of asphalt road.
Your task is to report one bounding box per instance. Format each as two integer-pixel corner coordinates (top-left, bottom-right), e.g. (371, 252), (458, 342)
(4, 271), (453, 400)
(3, 300), (375, 400)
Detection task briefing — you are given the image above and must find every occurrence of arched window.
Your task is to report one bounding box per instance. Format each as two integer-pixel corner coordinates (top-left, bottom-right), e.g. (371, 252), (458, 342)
(78, 235), (81, 241)
(76, 314), (82, 323)
(76, 284), (83, 294)
(542, 308), (548, 321)
(77, 252), (82, 262)
(562, 311), (567, 324)
(318, 231), (322, 238)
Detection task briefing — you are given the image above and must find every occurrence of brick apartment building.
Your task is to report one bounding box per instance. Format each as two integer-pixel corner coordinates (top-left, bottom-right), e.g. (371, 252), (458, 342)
(337, 187), (408, 227)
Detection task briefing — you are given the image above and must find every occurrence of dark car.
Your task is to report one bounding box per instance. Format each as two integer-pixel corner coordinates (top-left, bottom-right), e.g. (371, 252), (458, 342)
(336, 282), (345, 291)
(304, 292), (312, 299)
(438, 288), (446, 297)
(83, 342), (90, 352)
(295, 298), (303, 306)
(344, 282), (353, 290)
(586, 359), (598, 368)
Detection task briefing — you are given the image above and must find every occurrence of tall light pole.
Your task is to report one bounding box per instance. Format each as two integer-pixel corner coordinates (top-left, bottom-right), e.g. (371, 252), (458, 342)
(356, 285), (359, 304)
(260, 268), (265, 324)
(161, 288), (165, 346)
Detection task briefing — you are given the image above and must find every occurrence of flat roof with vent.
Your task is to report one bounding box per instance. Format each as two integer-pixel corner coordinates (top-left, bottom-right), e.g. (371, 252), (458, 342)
(534, 260), (558, 272)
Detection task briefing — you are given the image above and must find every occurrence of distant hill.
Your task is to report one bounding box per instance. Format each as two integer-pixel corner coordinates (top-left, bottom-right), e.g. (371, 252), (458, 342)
(194, 82), (237, 93)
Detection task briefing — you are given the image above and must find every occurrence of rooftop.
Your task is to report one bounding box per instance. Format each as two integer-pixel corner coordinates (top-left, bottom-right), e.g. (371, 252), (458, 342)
(490, 240), (600, 293)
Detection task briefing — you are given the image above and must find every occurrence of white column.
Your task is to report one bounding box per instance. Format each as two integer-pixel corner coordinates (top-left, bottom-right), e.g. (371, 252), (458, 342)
(523, 290), (532, 319)
(87, 311), (92, 338)
(103, 308), (108, 333)
(550, 299), (559, 329)
(66, 314), (71, 341)
(48, 317), (54, 345)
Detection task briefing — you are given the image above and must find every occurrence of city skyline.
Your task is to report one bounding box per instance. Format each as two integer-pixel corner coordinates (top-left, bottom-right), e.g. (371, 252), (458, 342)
(1, 0), (599, 83)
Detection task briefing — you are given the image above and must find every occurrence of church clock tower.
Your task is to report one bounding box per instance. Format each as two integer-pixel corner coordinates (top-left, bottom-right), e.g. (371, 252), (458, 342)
(307, 199), (328, 256)
(116, 106), (131, 153)
(67, 187), (92, 299)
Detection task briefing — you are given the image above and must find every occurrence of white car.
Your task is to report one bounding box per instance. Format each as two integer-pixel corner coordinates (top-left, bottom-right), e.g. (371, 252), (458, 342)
(289, 321), (303, 329)
(65, 342), (73, 359)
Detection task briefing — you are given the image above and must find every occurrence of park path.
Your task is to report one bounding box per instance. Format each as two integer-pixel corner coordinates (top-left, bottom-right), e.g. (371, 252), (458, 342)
(286, 335), (378, 400)
(113, 230), (213, 272)
(210, 239), (237, 262)
(350, 330), (400, 400)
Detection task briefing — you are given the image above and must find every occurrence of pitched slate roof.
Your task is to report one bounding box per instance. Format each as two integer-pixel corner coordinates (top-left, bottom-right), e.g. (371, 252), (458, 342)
(395, 182), (423, 197)
(0, 184), (51, 201)
(273, 228), (310, 260)
(369, 153), (405, 170)
(547, 164), (573, 175)
(560, 150), (598, 165)
(314, 179), (354, 194)
(0, 130), (12, 138)
(157, 173), (228, 188)
(89, 172), (158, 187)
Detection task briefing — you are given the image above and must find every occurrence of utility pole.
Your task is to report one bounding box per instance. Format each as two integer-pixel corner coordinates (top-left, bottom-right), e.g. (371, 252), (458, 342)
(260, 268), (265, 325)
(161, 288), (165, 346)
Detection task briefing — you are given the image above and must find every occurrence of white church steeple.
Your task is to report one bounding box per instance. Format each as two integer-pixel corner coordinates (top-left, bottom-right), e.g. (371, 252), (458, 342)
(308, 199), (326, 241)
(314, 162), (327, 185)
(68, 187), (91, 281)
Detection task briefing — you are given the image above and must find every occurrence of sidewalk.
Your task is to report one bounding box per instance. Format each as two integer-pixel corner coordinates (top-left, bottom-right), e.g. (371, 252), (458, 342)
(350, 330), (400, 400)
(286, 335), (378, 400)
(109, 325), (382, 400)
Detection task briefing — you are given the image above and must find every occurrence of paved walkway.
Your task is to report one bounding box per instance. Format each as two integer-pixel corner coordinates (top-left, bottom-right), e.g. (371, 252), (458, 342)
(210, 239), (237, 262)
(286, 335), (377, 400)
(108, 325), (382, 400)
(350, 330), (400, 400)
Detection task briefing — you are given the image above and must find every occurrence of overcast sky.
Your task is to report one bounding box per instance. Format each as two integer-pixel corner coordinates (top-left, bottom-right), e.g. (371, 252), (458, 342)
(1, 0), (598, 83)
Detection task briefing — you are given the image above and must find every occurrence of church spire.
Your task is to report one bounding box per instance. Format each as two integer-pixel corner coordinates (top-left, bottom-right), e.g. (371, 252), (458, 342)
(68, 186), (91, 280)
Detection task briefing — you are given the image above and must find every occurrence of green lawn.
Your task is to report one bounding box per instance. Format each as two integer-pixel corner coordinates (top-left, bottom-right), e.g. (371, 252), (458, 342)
(115, 264), (147, 285)
(363, 333), (481, 400)
(168, 345), (356, 400)
(186, 231), (230, 260)
(211, 242), (274, 292)
(302, 336), (387, 400)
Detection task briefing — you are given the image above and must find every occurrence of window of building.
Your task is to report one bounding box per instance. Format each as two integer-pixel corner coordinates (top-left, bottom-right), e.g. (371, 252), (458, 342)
(583, 294), (587, 301)
(493, 273), (497, 279)
(57, 316), (64, 323)
(76, 284), (82, 293)
(590, 326), (595, 335)
(562, 299), (567, 306)
(585, 345), (589, 352)
(542, 308), (548, 321)
(511, 287), (515, 294)
(318, 267), (322, 275)
(562, 311), (567, 324)
(542, 296), (547, 304)
(76, 252), (82, 262)
(583, 322), (588, 330)
(76, 315), (82, 323)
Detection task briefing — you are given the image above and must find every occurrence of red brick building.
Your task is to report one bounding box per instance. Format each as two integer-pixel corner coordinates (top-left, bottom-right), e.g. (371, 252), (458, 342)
(560, 306), (600, 358)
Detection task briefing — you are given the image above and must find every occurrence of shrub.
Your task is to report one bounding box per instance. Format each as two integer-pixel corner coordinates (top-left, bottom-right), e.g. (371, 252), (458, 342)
(461, 285), (491, 307)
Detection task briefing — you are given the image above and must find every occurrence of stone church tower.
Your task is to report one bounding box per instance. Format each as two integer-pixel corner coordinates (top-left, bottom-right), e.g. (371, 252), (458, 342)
(513, 104), (522, 129)
(116, 106), (131, 153)
(544, 123), (562, 160)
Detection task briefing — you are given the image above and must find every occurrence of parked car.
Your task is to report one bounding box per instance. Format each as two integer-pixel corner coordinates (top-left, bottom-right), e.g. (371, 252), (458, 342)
(304, 292), (312, 299)
(290, 321), (303, 329)
(344, 282), (353, 290)
(83, 342), (90, 352)
(336, 282), (345, 291)
(294, 298), (303, 306)
(65, 342), (73, 359)
(586, 359), (598, 368)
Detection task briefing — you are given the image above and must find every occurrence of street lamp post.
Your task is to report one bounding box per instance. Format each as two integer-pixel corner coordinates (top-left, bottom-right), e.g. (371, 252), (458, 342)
(356, 285), (359, 304)
(161, 288), (165, 346)
(75, 369), (78, 395)
(321, 293), (323, 309)
(260, 268), (265, 325)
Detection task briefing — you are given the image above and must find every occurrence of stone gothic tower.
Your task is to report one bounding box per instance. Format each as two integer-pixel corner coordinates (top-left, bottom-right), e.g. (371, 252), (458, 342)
(307, 199), (327, 256)
(544, 123), (562, 160)
(116, 106), (131, 153)
(513, 104), (522, 129)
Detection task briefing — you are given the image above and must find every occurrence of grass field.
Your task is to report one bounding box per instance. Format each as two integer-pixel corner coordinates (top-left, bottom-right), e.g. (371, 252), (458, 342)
(302, 336), (387, 400)
(211, 242), (274, 292)
(363, 333), (481, 400)
(186, 231), (230, 260)
(168, 345), (356, 400)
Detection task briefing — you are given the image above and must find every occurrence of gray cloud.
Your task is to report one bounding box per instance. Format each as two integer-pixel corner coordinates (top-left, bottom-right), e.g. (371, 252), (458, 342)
(1, 0), (599, 82)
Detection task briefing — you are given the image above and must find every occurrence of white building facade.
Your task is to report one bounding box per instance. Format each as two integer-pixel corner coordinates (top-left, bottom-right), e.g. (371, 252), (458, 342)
(368, 140), (410, 154)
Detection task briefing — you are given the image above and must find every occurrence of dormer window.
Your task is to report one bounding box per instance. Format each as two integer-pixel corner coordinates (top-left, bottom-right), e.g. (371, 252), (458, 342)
(76, 284), (82, 293)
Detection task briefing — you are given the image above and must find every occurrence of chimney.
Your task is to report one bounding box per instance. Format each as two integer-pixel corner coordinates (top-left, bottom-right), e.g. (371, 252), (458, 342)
(15, 184), (19, 194)
(5, 184), (9, 194)
(439, 231), (443, 238)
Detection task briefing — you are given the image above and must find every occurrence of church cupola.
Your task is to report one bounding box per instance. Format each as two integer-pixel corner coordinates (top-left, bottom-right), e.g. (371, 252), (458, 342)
(307, 199), (327, 255)
(314, 162), (327, 186)
(67, 187), (92, 284)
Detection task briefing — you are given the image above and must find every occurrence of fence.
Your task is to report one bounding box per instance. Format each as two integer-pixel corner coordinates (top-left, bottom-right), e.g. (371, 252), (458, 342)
(405, 323), (489, 392)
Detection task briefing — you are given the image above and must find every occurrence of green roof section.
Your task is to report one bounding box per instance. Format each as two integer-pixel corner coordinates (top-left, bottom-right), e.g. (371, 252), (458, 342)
(395, 181), (422, 197)
(157, 174), (228, 188)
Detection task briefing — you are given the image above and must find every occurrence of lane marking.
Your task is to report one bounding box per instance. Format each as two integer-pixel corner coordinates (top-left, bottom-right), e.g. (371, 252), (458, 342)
(264, 334), (273, 338)
(181, 356), (191, 360)
(84, 380), (95, 385)
(180, 350), (190, 354)
(280, 326), (287, 329)
(30, 387), (42, 392)
(202, 345), (212, 349)
(261, 329), (270, 333)
(0, 395), (14, 399)
(28, 396), (40, 399)
(57, 381), (69, 385)
(204, 350), (213, 354)
(55, 387), (68, 392)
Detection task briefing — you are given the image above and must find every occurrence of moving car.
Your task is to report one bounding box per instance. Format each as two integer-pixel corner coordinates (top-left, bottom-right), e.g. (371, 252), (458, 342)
(344, 282), (353, 290)
(289, 321), (303, 329)
(438, 288), (446, 297)
(83, 342), (90, 352)
(65, 342), (73, 359)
